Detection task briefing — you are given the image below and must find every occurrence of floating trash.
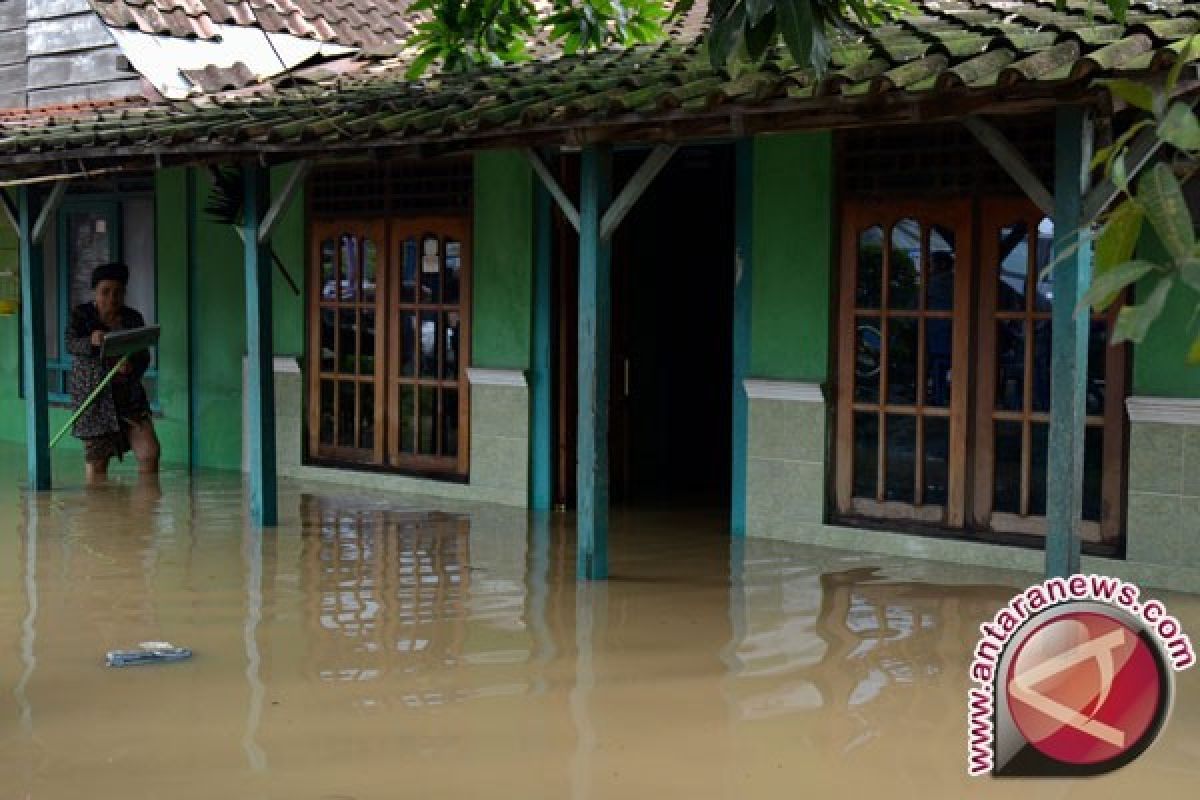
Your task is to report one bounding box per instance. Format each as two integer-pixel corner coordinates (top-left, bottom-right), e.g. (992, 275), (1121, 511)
(106, 641), (193, 667)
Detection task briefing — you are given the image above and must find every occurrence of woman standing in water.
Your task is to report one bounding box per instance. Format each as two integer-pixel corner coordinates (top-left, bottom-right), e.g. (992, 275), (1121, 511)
(66, 262), (160, 483)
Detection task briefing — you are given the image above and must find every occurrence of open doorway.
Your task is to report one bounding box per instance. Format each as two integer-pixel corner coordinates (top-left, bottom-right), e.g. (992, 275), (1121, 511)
(553, 145), (736, 510)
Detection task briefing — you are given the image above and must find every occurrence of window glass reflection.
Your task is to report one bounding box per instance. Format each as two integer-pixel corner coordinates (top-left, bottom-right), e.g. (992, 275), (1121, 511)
(889, 219), (921, 310)
(997, 223), (1028, 311)
(857, 227), (883, 309)
(927, 225), (955, 311)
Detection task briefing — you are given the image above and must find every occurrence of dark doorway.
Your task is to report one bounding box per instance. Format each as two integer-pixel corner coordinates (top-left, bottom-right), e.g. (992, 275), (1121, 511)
(552, 145), (736, 510)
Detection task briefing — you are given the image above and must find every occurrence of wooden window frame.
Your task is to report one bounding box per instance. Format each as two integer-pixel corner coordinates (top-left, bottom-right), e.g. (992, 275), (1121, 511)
(306, 217), (471, 478)
(835, 200), (974, 527)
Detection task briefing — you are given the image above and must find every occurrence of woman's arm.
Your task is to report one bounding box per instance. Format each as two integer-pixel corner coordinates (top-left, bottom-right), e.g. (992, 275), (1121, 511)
(65, 305), (101, 358)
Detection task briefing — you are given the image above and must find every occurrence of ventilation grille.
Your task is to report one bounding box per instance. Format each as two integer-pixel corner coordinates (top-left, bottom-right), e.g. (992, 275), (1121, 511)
(311, 158), (472, 218)
(841, 118), (1055, 198)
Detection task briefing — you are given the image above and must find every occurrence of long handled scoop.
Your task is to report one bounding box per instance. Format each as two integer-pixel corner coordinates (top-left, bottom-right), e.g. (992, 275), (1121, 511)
(48, 325), (161, 449)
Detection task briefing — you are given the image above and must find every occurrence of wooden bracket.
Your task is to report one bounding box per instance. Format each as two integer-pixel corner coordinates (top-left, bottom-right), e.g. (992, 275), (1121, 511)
(0, 190), (17, 236)
(525, 147), (580, 233)
(1082, 119), (1167, 221)
(964, 116), (1055, 217)
(599, 144), (677, 242)
(31, 180), (67, 245)
(258, 160), (311, 245)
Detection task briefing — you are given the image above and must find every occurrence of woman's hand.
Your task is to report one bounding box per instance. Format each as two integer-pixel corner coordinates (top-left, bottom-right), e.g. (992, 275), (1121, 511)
(118, 361), (133, 377)
(90, 330), (105, 347)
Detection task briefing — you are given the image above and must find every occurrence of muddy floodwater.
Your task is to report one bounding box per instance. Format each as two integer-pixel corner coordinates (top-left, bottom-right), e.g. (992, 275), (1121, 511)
(1, 459), (1198, 799)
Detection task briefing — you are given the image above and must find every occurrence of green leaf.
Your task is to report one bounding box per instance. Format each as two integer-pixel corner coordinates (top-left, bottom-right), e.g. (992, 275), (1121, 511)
(1079, 259), (1158, 314)
(1138, 162), (1195, 263)
(776, 0), (814, 71)
(1101, 78), (1158, 114)
(746, 0), (774, 27)
(1113, 275), (1174, 344)
(1168, 34), (1200, 91)
(1108, 0), (1129, 23)
(1158, 101), (1200, 152)
(1094, 201), (1144, 273)
(1182, 257), (1200, 293)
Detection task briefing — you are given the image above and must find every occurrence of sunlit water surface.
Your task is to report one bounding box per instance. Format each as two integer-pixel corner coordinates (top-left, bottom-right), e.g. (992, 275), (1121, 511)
(0, 455), (1198, 799)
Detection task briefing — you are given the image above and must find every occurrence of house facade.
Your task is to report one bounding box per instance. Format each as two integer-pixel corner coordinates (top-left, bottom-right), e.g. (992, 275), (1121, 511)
(2, 0), (1200, 590)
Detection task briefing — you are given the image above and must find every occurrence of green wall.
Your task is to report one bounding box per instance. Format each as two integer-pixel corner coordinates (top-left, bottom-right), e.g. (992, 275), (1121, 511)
(472, 151), (534, 369)
(750, 132), (834, 382)
(0, 166), (307, 473)
(1132, 231), (1200, 398)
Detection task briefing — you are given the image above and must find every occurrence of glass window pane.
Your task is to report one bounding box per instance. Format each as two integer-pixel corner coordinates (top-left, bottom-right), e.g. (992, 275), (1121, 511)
(993, 421), (1022, 514)
(441, 388), (459, 457)
(418, 386), (437, 455)
(337, 381), (355, 447)
(884, 414), (916, 503)
(320, 380), (334, 445)
(1030, 422), (1049, 516)
(852, 412), (878, 499)
(927, 224), (955, 311)
(321, 240), (336, 300)
(363, 239), (378, 302)
(1083, 426), (1104, 522)
(889, 219), (921, 310)
(924, 417), (949, 506)
(887, 317), (918, 404)
(401, 312), (416, 377)
(925, 318), (952, 407)
(1034, 217), (1055, 312)
(320, 309), (335, 372)
(360, 309), (376, 376)
(340, 234), (359, 301)
(443, 311), (460, 380)
(1087, 319), (1107, 416)
(857, 226), (883, 309)
(854, 317), (881, 403)
(401, 237), (418, 304)
(419, 311), (439, 379)
(1032, 319), (1052, 413)
(359, 385), (374, 450)
(444, 240), (462, 305)
(997, 223), (1029, 311)
(421, 235), (441, 304)
(995, 320), (1026, 412)
(67, 211), (113, 310)
(338, 309), (356, 374)
(399, 385), (415, 454)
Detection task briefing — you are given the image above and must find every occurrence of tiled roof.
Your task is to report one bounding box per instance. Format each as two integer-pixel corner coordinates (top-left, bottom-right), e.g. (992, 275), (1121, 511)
(2, 0), (1199, 171)
(89, 0), (417, 48)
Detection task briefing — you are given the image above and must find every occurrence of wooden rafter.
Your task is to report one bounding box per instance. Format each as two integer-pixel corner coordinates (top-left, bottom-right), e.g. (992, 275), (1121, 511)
(0, 190), (17, 236)
(31, 181), (66, 245)
(258, 159), (311, 245)
(1082, 118), (1166, 221)
(963, 115), (1055, 217)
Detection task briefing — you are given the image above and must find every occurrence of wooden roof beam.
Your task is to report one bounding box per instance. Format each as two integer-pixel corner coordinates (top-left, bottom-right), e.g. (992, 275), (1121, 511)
(963, 115), (1055, 217)
(1082, 114), (1169, 221)
(258, 159), (311, 245)
(0, 190), (17, 237)
(31, 181), (67, 246)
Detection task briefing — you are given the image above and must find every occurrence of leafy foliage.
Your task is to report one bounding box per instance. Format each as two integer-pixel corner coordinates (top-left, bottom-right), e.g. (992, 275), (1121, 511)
(1086, 36), (1200, 362)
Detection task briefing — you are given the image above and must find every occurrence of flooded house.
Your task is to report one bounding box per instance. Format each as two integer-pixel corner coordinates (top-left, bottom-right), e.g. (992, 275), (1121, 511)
(0, 0), (1198, 595)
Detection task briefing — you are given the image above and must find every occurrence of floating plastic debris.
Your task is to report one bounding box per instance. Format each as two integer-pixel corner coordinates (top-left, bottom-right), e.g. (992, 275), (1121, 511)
(105, 641), (193, 667)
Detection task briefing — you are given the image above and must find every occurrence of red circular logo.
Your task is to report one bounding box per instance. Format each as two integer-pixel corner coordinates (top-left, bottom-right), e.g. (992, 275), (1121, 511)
(1005, 611), (1165, 766)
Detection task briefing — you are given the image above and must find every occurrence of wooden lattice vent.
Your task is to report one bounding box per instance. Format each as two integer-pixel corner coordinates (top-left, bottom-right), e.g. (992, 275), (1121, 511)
(311, 158), (472, 218)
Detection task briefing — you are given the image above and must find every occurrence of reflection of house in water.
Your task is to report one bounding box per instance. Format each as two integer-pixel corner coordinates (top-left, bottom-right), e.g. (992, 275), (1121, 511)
(298, 496), (471, 696)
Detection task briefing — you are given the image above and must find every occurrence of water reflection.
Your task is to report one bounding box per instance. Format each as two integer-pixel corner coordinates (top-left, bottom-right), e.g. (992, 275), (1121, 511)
(1, 469), (1198, 798)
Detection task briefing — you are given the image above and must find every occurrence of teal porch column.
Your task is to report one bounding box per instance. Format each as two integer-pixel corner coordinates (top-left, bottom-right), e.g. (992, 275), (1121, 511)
(576, 146), (612, 580)
(18, 188), (50, 490)
(530, 180), (554, 511)
(1046, 107), (1093, 577)
(730, 140), (753, 536)
(242, 166), (278, 526)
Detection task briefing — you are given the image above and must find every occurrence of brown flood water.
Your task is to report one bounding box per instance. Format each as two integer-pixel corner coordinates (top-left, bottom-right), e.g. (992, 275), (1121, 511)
(1, 460), (1198, 799)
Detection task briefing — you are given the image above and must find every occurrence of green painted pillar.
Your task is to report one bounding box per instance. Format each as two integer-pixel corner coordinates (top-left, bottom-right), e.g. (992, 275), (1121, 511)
(18, 188), (50, 490)
(1046, 107), (1093, 578)
(730, 140), (753, 536)
(576, 146), (612, 580)
(242, 166), (277, 527)
(530, 179), (554, 511)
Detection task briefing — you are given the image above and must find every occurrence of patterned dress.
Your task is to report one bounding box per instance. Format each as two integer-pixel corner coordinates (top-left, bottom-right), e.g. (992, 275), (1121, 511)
(66, 302), (152, 463)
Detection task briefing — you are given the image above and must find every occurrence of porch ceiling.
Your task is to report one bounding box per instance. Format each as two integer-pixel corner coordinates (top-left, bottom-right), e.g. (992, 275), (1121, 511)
(2, 0), (1199, 181)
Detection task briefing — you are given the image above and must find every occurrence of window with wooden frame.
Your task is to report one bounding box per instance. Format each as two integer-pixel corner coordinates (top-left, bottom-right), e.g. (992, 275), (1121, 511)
(307, 187), (471, 477)
(835, 198), (1127, 547)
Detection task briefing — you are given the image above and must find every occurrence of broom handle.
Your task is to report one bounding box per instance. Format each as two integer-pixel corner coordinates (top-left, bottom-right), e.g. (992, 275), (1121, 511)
(49, 354), (130, 449)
